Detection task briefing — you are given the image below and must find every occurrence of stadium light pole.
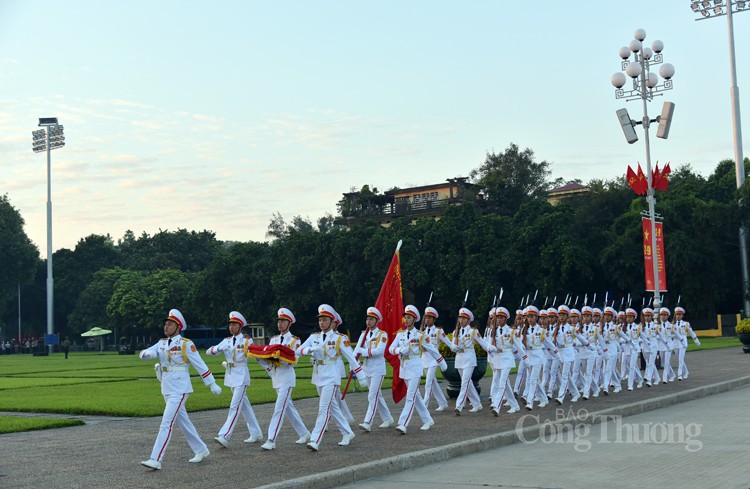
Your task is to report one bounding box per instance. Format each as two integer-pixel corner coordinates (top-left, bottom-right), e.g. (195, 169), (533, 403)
(611, 29), (676, 309)
(690, 0), (750, 316)
(32, 118), (65, 354)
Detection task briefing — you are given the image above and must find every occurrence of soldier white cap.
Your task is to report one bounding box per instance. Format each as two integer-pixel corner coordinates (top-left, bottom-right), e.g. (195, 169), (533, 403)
(489, 307), (497, 317)
(334, 310), (343, 325)
(540, 308), (548, 318)
(524, 305), (540, 317)
(659, 307), (671, 316)
(367, 306), (383, 323)
(424, 306), (439, 319)
(675, 306), (686, 314)
(404, 305), (421, 322)
(458, 307), (474, 322)
(165, 309), (187, 331)
(582, 306), (594, 315)
(557, 305), (571, 316)
(496, 306), (510, 318)
(604, 306), (617, 316)
(318, 304), (336, 320)
(278, 307), (296, 324)
(515, 309), (523, 317)
(570, 308), (581, 318)
(625, 308), (638, 317)
(593, 308), (603, 317)
(618, 310), (626, 317)
(547, 307), (558, 317)
(642, 307), (654, 316)
(228, 311), (247, 327)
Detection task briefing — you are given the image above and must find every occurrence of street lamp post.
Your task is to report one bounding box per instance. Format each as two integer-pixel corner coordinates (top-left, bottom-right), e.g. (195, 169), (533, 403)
(32, 118), (65, 354)
(611, 29), (676, 309)
(690, 0), (750, 315)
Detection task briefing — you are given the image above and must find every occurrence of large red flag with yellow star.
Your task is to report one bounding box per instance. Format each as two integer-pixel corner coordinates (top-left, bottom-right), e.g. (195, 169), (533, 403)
(375, 240), (407, 403)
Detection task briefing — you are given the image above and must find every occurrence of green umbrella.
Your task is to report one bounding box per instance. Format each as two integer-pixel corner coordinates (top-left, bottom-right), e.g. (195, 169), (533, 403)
(81, 327), (112, 352)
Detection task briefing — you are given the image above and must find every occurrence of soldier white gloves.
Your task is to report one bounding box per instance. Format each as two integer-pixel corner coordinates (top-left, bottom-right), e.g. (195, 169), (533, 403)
(209, 383), (222, 396)
(487, 345), (498, 353)
(356, 347), (369, 358)
(358, 378), (369, 388)
(139, 350), (155, 360)
(695, 339), (701, 346)
(438, 358), (448, 372)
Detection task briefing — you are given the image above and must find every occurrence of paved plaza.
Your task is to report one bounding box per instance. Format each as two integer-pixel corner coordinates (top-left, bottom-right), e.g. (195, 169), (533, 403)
(0, 347), (747, 489)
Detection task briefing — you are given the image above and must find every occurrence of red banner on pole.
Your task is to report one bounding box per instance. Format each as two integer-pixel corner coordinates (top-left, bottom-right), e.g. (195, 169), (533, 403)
(642, 218), (667, 292)
(374, 244), (407, 404)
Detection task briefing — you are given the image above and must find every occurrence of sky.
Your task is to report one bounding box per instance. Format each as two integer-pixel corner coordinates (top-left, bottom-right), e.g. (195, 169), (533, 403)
(2, 1), (749, 257)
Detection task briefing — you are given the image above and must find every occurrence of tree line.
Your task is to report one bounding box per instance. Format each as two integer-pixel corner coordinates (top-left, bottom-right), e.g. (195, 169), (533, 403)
(1, 143), (748, 343)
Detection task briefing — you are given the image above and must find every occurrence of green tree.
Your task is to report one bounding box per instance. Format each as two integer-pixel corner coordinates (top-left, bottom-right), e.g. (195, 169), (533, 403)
(470, 143), (552, 216)
(0, 195), (40, 321)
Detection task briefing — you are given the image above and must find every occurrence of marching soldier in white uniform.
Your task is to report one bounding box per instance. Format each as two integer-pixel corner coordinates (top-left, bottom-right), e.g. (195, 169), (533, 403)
(641, 307), (664, 386)
(624, 308), (644, 390)
(389, 305), (446, 433)
(486, 306), (524, 415)
(354, 306), (394, 431)
(555, 306), (593, 405)
(296, 304), (367, 451)
(422, 306), (457, 411)
(453, 307), (496, 415)
(598, 306), (629, 394)
(332, 311), (356, 424)
(206, 311), (263, 448)
(579, 306), (600, 399)
(543, 308), (560, 400)
(139, 309), (222, 470)
(522, 306), (560, 410)
(673, 306), (700, 380)
(258, 308), (310, 450)
(512, 309), (528, 396)
(657, 307), (676, 383)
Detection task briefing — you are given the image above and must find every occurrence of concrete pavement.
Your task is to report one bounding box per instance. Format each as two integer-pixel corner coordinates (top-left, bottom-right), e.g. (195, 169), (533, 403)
(339, 385), (750, 489)
(0, 347), (747, 488)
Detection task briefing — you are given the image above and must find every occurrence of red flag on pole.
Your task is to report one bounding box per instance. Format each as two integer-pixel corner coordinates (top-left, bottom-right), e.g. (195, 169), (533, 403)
(626, 165), (639, 194)
(652, 163), (661, 192)
(659, 162), (671, 191)
(374, 240), (407, 403)
(636, 163), (648, 195)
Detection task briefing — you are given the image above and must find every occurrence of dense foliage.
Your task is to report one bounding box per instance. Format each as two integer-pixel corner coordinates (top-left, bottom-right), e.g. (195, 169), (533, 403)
(2, 144), (748, 343)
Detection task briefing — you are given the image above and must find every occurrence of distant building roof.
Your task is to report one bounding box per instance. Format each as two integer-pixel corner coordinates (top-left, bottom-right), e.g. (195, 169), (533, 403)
(548, 182), (588, 194)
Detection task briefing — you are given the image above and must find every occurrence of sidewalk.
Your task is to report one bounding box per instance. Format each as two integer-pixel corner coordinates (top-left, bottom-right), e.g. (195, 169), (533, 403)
(0, 348), (747, 489)
(339, 385), (750, 489)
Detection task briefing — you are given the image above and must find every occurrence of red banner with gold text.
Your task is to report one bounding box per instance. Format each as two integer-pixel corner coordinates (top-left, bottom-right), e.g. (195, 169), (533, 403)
(643, 218), (667, 292)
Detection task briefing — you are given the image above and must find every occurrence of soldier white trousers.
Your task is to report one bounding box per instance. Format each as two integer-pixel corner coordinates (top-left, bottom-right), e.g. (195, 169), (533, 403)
(423, 365), (448, 409)
(593, 355), (603, 386)
(267, 386), (308, 442)
(490, 368), (519, 410)
(580, 357), (599, 398)
(150, 393), (207, 462)
(398, 376), (432, 428)
(217, 385), (262, 441)
(675, 347), (689, 378)
(627, 351), (644, 389)
(544, 357), (560, 397)
(310, 385), (352, 446)
(455, 367), (481, 412)
(513, 360), (527, 394)
(602, 350), (619, 390)
(557, 359), (580, 400)
(337, 389), (354, 423)
(526, 364), (545, 406)
(644, 349), (660, 383)
(660, 348), (675, 381)
(363, 374), (392, 425)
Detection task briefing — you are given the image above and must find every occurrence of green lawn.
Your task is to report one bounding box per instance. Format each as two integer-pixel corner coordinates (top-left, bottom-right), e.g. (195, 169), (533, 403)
(0, 415), (84, 434)
(0, 352), (379, 418)
(0, 336), (738, 433)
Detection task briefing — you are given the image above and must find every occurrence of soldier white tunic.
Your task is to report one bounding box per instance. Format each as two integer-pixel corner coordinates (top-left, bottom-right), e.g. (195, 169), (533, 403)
(139, 334), (216, 462)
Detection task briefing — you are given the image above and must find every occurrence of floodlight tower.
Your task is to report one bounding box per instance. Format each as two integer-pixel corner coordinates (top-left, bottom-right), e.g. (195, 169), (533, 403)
(611, 30), (675, 309)
(32, 118), (65, 353)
